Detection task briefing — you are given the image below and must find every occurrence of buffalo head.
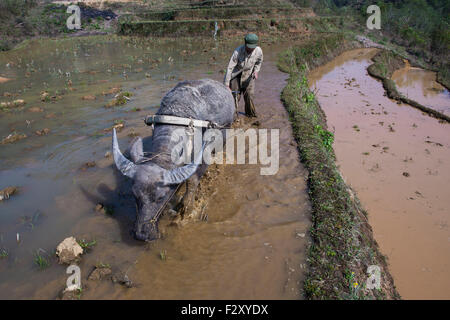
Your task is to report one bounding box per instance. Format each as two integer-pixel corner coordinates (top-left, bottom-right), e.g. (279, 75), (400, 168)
(112, 128), (204, 241)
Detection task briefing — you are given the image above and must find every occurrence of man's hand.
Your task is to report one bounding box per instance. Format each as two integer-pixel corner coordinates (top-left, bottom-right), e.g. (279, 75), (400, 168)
(254, 72), (258, 80)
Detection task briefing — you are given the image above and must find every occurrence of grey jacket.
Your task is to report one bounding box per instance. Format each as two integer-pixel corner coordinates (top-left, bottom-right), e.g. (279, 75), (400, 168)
(223, 45), (263, 87)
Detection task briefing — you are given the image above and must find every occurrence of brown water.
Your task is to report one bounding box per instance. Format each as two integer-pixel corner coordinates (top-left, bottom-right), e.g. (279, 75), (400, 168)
(391, 61), (450, 116)
(309, 48), (450, 299)
(0, 36), (310, 299)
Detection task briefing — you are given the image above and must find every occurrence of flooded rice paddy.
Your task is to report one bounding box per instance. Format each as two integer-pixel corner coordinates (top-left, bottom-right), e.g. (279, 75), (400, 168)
(309, 48), (450, 299)
(391, 61), (450, 117)
(2, 35), (448, 300)
(0, 36), (310, 299)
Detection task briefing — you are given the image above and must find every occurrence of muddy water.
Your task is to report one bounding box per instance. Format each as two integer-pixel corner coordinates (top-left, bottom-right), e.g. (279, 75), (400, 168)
(391, 62), (450, 116)
(111, 55), (310, 300)
(309, 48), (450, 299)
(0, 36), (309, 299)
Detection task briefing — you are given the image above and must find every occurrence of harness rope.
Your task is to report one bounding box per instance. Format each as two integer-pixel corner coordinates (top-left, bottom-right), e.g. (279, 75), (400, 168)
(139, 182), (182, 231)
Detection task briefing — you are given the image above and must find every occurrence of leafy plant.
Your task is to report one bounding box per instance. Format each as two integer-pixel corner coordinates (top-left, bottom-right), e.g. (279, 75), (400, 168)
(0, 248), (8, 259)
(315, 124), (334, 152)
(77, 239), (97, 251)
(34, 249), (50, 269)
(96, 262), (110, 269)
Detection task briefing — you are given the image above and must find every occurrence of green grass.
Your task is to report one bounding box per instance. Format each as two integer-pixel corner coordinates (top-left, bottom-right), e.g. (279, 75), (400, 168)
(75, 288), (83, 300)
(0, 248), (8, 259)
(77, 239), (97, 251)
(34, 250), (50, 270)
(96, 262), (111, 269)
(278, 33), (400, 300)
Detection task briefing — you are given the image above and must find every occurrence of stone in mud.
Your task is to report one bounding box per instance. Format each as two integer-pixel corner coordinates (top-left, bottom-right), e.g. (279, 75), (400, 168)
(0, 186), (19, 201)
(0, 99), (26, 109)
(112, 272), (133, 288)
(80, 161), (96, 171)
(102, 87), (121, 95)
(1, 132), (27, 145)
(43, 92), (61, 102)
(246, 192), (260, 201)
(94, 203), (113, 215)
(82, 95), (96, 101)
(85, 161), (96, 168)
(28, 107), (44, 113)
(105, 100), (116, 108)
(104, 122), (124, 132)
(56, 237), (83, 264)
(60, 289), (82, 300)
(40, 91), (49, 102)
(88, 266), (112, 281)
(35, 128), (50, 136)
(0, 76), (11, 83)
(402, 172), (410, 177)
(105, 93), (130, 108)
(15, 99), (25, 106)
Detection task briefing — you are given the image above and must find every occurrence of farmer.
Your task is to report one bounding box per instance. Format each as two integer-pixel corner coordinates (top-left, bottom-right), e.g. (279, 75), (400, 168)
(223, 33), (263, 118)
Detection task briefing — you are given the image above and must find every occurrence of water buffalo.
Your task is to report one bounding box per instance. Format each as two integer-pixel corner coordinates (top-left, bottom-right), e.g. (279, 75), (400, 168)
(112, 79), (235, 241)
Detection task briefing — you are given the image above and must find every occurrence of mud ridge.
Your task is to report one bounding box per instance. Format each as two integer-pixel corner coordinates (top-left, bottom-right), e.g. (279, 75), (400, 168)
(367, 50), (450, 123)
(279, 33), (400, 299)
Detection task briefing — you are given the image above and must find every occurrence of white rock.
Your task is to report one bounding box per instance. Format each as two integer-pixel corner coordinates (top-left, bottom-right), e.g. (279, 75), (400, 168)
(56, 237), (83, 264)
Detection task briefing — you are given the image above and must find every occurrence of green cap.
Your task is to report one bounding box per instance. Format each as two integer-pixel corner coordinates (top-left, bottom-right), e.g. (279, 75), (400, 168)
(245, 33), (258, 49)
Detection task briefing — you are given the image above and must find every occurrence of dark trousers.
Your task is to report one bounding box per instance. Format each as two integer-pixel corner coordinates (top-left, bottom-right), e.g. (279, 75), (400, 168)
(230, 74), (257, 117)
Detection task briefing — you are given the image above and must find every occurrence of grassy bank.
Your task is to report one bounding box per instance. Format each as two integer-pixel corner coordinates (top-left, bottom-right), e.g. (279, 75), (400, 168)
(0, 1), (117, 51)
(367, 50), (450, 123)
(132, 6), (313, 21)
(306, 1), (449, 93)
(278, 34), (400, 299)
(118, 16), (345, 37)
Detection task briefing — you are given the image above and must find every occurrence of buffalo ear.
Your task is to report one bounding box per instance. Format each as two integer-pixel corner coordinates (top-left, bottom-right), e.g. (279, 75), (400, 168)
(162, 141), (207, 185)
(129, 136), (144, 163)
(112, 128), (137, 179)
